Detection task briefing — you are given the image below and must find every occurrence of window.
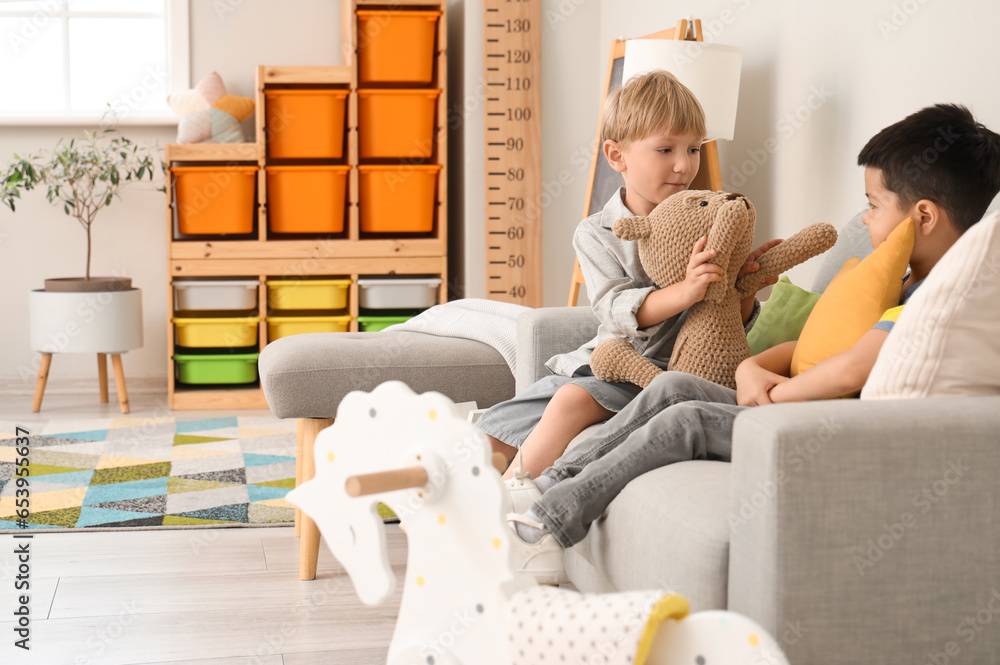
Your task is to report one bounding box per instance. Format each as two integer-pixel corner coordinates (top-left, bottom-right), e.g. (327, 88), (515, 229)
(0, 0), (189, 124)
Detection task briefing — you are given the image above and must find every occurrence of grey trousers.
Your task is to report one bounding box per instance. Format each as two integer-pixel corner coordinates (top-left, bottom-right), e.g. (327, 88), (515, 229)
(532, 371), (747, 548)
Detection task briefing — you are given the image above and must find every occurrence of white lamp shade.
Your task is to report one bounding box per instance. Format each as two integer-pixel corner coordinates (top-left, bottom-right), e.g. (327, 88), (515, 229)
(623, 39), (742, 142)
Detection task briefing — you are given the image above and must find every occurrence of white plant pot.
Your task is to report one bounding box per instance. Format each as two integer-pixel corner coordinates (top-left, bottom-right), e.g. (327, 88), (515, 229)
(29, 288), (143, 354)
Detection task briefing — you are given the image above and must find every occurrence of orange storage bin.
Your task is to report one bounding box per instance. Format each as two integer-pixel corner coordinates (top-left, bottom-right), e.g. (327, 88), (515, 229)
(358, 165), (441, 233)
(171, 166), (257, 235)
(358, 89), (441, 159)
(265, 89), (348, 159)
(266, 166), (350, 234)
(356, 10), (441, 84)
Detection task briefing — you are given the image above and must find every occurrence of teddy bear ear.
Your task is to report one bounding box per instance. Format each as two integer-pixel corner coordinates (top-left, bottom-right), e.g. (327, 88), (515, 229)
(613, 216), (651, 241)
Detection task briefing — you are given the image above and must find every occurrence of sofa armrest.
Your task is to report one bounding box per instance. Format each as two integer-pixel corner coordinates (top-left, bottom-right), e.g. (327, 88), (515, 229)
(728, 396), (1000, 665)
(515, 307), (599, 393)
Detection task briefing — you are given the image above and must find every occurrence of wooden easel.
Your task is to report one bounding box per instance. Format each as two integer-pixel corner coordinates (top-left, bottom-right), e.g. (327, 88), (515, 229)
(567, 18), (725, 306)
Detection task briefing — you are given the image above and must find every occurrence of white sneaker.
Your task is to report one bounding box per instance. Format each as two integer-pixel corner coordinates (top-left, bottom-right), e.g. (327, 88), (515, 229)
(506, 513), (568, 586)
(499, 469), (543, 516)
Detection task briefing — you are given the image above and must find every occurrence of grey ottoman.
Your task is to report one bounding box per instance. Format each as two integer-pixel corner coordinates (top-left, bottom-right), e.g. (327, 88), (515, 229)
(258, 330), (516, 579)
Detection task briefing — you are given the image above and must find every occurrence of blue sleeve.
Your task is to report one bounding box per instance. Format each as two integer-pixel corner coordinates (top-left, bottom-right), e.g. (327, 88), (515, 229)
(872, 320), (895, 333)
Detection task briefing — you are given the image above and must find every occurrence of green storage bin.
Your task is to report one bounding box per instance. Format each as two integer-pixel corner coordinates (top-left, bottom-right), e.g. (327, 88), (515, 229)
(174, 353), (259, 384)
(356, 315), (412, 332)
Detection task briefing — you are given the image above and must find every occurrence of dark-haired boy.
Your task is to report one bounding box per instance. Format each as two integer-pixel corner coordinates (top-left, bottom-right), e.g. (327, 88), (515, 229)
(508, 104), (1000, 577)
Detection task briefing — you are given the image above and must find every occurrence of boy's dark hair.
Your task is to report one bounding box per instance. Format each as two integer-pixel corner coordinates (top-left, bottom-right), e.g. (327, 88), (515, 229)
(857, 104), (1000, 232)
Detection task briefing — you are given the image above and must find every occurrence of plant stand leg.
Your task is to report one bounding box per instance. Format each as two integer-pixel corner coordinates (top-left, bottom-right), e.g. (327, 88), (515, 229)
(97, 353), (109, 403)
(298, 417), (334, 581)
(32, 353), (53, 413)
(110, 354), (131, 414)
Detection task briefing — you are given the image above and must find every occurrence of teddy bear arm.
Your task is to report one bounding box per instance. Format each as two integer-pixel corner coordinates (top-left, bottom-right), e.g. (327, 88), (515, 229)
(734, 223), (838, 297)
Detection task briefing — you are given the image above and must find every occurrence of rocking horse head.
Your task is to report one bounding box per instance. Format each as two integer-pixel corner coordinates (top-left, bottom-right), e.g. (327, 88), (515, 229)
(286, 381), (530, 606)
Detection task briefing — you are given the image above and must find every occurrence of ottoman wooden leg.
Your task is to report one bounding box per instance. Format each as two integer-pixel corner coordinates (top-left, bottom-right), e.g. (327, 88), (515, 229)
(295, 420), (305, 536)
(298, 417), (334, 580)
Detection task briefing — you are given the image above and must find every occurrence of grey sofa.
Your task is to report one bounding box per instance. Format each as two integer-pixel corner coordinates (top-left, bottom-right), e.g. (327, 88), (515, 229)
(259, 214), (1000, 665)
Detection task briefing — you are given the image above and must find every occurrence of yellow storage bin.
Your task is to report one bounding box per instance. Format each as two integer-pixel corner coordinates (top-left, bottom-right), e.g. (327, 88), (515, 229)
(356, 10), (441, 85)
(173, 316), (260, 348)
(268, 315), (351, 340)
(267, 279), (351, 311)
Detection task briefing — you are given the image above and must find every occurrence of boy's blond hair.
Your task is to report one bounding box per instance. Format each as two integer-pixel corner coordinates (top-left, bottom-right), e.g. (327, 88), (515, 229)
(601, 69), (706, 147)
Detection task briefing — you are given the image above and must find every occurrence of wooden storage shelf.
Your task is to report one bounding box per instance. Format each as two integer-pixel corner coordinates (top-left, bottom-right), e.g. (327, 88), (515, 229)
(171, 386), (270, 410)
(259, 66), (354, 87)
(166, 0), (448, 410)
(165, 143), (262, 163)
(170, 238), (446, 260)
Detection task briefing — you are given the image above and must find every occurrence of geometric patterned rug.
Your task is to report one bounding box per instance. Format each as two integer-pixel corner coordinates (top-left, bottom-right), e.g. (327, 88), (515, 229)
(0, 415), (297, 531)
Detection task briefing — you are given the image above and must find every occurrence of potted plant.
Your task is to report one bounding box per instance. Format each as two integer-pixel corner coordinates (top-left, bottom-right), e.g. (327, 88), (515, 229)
(2, 124), (157, 291)
(2, 123), (159, 413)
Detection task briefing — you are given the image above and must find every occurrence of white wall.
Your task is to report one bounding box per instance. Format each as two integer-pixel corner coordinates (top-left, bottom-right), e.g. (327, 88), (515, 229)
(0, 0), (342, 391)
(599, 0), (1000, 290)
(3, 0), (999, 390)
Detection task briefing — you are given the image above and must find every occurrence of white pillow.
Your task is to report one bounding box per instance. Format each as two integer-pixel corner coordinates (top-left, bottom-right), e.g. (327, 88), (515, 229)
(862, 210), (1000, 399)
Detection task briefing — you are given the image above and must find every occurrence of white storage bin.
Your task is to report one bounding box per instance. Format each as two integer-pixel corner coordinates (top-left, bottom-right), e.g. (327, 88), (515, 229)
(357, 277), (442, 309)
(174, 279), (259, 311)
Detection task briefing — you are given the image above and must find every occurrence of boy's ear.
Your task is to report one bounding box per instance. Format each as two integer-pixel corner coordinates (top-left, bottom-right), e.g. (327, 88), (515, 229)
(913, 199), (945, 235)
(603, 139), (627, 174)
(613, 216), (651, 241)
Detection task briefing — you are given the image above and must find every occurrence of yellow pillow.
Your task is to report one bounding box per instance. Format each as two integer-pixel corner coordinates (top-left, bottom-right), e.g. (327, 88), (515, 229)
(790, 218), (915, 380)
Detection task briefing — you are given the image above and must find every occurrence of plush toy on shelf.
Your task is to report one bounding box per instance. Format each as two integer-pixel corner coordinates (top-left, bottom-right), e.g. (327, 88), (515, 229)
(287, 381), (791, 665)
(167, 71), (255, 144)
(589, 189), (838, 390)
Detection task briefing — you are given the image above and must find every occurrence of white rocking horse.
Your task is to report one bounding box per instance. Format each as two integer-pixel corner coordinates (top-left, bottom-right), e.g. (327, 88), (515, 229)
(287, 381), (790, 665)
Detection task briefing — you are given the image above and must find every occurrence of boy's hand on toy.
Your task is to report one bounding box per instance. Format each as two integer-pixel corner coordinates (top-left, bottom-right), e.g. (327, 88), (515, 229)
(682, 235), (724, 305)
(738, 238), (784, 289)
(735, 360), (789, 407)
(739, 238), (783, 322)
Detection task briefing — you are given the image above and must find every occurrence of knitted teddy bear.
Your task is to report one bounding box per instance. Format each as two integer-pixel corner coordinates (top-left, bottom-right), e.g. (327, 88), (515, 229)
(590, 190), (838, 390)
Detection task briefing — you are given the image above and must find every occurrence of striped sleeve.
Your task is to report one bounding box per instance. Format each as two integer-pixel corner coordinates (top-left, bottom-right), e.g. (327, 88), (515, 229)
(872, 305), (905, 333)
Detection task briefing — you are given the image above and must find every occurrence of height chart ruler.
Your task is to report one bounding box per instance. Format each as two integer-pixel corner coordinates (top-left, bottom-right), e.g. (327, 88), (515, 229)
(483, 0), (543, 307)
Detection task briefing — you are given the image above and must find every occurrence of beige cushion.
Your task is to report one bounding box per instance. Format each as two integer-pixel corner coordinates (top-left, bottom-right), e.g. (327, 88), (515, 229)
(862, 211), (1000, 399)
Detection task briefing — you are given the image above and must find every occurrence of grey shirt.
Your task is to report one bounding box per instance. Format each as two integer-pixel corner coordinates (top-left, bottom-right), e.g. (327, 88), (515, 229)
(546, 187), (759, 377)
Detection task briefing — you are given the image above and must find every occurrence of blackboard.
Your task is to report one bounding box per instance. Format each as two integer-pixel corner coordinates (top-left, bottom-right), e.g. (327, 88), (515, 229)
(587, 55), (626, 217)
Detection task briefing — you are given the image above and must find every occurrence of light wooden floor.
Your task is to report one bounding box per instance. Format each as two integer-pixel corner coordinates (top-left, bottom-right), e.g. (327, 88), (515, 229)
(0, 392), (404, 665)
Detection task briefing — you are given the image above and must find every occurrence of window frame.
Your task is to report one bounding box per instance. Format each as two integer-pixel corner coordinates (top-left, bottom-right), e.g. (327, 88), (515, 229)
(0, 0), (189, 126)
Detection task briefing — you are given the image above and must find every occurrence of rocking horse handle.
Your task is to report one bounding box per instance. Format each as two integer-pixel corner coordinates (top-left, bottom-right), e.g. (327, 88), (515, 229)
(344, 452), (510, 497)
(345, 465), (428, 497)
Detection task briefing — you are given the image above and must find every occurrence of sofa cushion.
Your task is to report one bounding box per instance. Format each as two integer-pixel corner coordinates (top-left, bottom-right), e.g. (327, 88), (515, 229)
(564, 459), (731, 612)
(258, 331), (515, 419)
(863, 210), (1000, 399)
(810, 210), (875, 293)
(746, 276), (822, 354)
(790, 217), (914, 386)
